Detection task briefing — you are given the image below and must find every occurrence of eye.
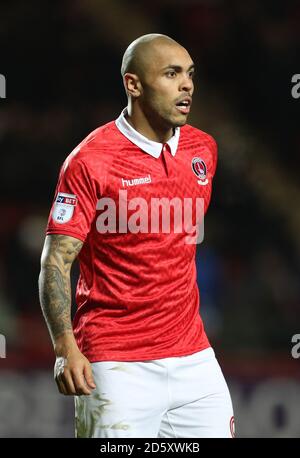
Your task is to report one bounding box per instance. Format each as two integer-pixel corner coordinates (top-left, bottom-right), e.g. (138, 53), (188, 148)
(188, 70), (195, 79)
(166, 70), (177, 78)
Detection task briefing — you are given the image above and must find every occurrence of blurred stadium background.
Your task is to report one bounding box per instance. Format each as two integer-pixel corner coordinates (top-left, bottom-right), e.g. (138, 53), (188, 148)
(0, 0), (300, 437)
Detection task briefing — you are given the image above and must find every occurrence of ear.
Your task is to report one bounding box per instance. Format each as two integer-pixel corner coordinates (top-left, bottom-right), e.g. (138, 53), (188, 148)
(123, 73), (142, 98)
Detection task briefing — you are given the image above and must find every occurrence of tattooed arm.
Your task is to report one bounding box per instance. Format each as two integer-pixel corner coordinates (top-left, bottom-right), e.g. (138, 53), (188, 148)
(39, 234), (96, 396)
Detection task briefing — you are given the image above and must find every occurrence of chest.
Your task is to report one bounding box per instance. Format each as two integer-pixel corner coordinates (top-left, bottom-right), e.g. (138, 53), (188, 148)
(104, 144), (214, 207)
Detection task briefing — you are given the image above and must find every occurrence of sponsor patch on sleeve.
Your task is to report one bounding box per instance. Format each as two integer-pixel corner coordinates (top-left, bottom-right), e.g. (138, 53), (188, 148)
(52, 192), (77, 224)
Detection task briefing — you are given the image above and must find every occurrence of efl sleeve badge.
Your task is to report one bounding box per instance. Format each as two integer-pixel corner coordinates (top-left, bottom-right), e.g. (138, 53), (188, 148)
(52, 192), (78, 224)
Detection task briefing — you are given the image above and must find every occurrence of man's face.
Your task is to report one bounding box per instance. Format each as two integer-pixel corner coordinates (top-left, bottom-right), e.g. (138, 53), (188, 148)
(138, 42), (195, 129)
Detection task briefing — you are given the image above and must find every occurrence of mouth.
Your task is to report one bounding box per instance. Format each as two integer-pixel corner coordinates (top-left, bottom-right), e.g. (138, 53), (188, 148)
(175, 97), (192, 115)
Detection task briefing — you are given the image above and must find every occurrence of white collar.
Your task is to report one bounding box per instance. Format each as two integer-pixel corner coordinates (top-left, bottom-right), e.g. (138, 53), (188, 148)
(115, 108), (180, 158)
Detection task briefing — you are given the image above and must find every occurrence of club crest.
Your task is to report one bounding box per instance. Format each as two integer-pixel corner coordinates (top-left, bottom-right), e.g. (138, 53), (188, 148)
(191, 157), (208, 185)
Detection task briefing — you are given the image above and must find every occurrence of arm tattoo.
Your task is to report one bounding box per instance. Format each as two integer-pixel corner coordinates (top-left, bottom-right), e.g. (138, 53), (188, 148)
(39, 235), (83, 342)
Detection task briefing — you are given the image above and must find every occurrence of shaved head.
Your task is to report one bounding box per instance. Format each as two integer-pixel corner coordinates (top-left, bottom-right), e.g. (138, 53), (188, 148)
(120, 33), (195, 141)
(121, 34), (181, 79)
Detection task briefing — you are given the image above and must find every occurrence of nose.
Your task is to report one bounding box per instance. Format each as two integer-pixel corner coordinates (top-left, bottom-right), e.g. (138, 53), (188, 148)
(179, 73), (194, 94)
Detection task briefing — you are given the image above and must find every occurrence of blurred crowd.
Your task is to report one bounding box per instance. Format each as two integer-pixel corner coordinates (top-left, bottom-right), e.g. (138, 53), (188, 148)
(0, 0), (299, 370)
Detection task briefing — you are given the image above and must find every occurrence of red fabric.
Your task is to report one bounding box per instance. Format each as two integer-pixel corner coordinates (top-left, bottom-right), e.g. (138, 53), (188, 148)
(46, 121), (217, 362)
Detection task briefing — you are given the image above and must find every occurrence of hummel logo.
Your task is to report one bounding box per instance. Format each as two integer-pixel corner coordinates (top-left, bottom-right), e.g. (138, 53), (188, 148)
(122, 174), (152, 187)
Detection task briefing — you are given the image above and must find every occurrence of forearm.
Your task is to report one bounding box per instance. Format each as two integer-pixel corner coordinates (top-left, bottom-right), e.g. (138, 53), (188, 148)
(39, 234), (83, 353)
(39, 228), (94, 396)
(39, 263), (74, 346)
(39, 263), (96, 395)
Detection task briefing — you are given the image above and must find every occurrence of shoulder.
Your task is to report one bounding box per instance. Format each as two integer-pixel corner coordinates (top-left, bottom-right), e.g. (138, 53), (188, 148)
(62, 120), (122, 173)
(181, 124), (218, 176)
(81, 121), (122, 151)
(180, 124), (217, 153)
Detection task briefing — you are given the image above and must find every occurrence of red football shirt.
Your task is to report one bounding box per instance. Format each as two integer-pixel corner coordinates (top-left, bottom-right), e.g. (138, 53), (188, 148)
(46, 109), (217, 362)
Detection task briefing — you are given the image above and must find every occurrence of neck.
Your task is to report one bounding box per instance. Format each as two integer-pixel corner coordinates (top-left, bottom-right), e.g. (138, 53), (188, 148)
(126, 101), (174, 144)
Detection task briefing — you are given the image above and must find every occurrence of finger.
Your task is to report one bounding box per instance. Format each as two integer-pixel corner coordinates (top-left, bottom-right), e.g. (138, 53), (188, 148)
(83, 363), (96, 389)
(71, 369), (93, 395)
(55, 375), (68, 395)
(60, 371), (77, 395)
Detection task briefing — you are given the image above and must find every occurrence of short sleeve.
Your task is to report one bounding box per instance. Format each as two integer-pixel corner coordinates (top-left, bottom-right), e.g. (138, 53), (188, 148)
(46, 155), (98, 242)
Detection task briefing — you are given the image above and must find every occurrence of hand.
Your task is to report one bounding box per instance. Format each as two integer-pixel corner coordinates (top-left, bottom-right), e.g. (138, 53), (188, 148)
(54, 348), (96, 396)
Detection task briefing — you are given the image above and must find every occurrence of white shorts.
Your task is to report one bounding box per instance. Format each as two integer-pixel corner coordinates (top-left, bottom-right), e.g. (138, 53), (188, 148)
(75, 347), (234, 438)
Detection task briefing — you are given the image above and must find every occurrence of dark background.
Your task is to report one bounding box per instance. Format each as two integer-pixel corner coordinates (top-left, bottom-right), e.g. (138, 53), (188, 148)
(0, 0), (299, 437)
